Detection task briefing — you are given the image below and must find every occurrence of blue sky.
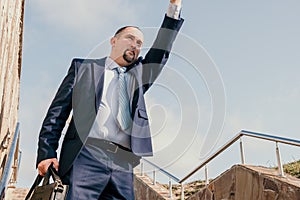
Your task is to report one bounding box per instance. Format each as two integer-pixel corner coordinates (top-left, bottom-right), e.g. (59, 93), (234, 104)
(18, 0), (300, 187)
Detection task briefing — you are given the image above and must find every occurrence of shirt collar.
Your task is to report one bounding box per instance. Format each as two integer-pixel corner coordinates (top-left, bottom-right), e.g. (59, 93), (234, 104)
(105, 57), (120, 70)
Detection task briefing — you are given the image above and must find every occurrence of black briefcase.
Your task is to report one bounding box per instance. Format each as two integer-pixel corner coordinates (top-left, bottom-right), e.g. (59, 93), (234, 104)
(25, 165), (69, 200)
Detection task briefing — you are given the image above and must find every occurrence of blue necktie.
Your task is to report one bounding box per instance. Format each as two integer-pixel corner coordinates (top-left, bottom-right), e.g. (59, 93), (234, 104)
(117, 67), (131, 130)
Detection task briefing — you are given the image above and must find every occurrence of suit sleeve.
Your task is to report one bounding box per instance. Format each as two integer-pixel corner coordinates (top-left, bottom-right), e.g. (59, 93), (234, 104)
(36, 59), (77, 166)
(141, 15), (184, 93)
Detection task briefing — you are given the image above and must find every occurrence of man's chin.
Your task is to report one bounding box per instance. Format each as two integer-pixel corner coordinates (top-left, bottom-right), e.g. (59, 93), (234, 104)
(123, 55), (136, 65)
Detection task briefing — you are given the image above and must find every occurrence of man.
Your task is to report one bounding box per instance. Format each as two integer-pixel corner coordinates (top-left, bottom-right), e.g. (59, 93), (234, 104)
(36, 0), (184, 199)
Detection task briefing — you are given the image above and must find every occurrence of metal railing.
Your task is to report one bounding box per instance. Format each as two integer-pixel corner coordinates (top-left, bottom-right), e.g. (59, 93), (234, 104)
(140, 158), (182, 199)
(139, 130), (300, 200)
(0, 122), (20, 198)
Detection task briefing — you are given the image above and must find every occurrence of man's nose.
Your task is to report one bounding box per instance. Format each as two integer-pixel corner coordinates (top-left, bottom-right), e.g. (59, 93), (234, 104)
(130, 41), (138, 49)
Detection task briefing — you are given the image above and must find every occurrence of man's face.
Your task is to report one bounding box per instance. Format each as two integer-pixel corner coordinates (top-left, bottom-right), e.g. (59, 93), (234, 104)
(110, 27), (144, 66)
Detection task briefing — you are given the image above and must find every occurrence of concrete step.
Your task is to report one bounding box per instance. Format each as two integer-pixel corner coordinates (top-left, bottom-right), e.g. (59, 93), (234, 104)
(5, 187), (29, 200)
(134, 173), (176, 200)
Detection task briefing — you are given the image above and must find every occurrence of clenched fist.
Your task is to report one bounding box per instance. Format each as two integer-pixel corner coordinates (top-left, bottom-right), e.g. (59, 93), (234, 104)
(170, 0), (182, 6)
(37, 158), (59, 176)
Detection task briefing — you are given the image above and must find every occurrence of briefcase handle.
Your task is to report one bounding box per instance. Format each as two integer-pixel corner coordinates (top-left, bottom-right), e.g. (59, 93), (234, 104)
(25, 164), (62, 200)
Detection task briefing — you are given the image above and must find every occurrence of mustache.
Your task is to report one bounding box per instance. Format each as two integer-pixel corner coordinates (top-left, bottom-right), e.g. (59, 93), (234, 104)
(125, 49), (135, 56)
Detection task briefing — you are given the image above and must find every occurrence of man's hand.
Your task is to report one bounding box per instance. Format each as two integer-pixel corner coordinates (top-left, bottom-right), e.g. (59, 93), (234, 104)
(170, 0), (181, 6)
(37, 158), (59, 176)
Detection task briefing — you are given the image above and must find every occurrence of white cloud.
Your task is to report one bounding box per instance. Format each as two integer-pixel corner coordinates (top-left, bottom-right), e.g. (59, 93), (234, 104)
(31, 0), (139, 39)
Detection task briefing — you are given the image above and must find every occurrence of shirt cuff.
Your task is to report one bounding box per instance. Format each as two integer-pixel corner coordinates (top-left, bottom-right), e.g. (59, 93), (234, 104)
(166, 3), (181, 19)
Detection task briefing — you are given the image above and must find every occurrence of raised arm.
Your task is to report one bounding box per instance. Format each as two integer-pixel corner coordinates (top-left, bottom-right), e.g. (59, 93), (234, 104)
(141, 0), (184, 93)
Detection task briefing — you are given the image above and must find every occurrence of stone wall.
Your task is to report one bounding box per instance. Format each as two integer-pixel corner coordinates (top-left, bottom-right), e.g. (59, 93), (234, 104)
(0, 0), (24, 186)
(134, 173), (176, 200)
(188, 165), (300, 200)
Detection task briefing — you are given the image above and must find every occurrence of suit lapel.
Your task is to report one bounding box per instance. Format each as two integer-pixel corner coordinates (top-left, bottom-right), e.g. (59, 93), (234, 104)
(93, 57), (106, 111)
(127, 62), (143, 117)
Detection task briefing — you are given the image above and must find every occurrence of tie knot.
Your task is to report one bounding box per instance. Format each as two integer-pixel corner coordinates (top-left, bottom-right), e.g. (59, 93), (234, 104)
(117, 67), (126, 74)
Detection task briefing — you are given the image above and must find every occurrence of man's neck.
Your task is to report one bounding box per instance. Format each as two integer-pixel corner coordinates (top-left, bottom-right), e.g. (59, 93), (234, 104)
(109, 54), (128, 67)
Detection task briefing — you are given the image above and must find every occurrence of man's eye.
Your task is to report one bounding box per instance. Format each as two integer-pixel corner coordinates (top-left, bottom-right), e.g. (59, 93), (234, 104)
(127, 36), (134, 40)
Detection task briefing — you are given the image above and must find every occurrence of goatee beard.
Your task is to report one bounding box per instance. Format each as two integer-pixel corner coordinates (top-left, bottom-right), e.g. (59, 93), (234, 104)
(123, 49), (135, 64)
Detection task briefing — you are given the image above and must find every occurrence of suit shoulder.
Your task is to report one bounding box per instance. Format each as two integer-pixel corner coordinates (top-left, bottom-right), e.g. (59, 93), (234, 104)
(71, 58), (93, 64)
(71, 57), (105, 66)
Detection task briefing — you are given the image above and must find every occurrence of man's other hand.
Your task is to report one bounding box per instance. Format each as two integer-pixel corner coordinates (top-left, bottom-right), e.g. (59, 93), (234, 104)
(37, 158), (59, 176)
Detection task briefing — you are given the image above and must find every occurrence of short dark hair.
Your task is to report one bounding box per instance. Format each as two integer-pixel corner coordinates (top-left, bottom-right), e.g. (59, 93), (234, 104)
(114, 26), (142, 36)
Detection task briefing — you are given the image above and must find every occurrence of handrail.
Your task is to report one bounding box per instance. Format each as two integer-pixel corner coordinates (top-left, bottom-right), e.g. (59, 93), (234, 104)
(179, 133), (241, 183)
(141, 158), (180, 183)
(0, 122), (20, 196)
(179, 130), (300, 183)
(140, 158), (182, 198)
(240, 130), (300, 147)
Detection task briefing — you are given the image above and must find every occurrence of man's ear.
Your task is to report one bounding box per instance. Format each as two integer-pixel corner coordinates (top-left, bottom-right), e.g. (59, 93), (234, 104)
(110, 37), (116, 47)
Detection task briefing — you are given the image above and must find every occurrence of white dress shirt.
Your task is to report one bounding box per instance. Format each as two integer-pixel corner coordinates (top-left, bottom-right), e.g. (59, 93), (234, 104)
(88, 57), (132, 148)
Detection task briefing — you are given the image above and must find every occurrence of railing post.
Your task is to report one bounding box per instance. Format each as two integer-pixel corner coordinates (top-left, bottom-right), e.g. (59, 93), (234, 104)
(140, 161), (144, 176)
(169, 178), (172, 198)
(205, 165), (209, 186)
(181, 183), (184, 200)
(240, 137), (245, 164)
(153, 168), (156, 185)
(275, 142), (285, 177)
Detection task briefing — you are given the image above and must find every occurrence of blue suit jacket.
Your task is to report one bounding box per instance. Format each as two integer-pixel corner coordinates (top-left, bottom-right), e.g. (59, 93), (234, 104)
(37, 15), (184, 177)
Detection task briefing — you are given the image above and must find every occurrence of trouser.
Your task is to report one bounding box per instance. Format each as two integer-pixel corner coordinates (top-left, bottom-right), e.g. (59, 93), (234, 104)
(66, 140), (136, 200)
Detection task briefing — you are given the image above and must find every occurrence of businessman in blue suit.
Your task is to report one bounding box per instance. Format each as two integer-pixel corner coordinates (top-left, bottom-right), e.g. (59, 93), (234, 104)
(36, 0), (184, 199)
